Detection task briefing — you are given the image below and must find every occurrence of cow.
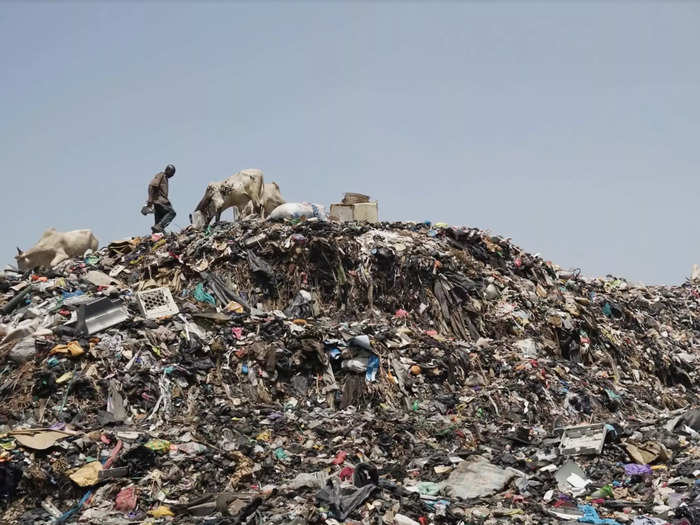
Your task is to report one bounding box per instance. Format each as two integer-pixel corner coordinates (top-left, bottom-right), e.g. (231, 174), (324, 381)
(190, 169), (285, 229)
(15, 228), (99, 271)
(190, 169), (264, 229)
(260, 182), (285, 216)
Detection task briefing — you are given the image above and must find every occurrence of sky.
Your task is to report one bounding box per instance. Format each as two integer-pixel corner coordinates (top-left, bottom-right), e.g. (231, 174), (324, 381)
(1, 2), (698, 285)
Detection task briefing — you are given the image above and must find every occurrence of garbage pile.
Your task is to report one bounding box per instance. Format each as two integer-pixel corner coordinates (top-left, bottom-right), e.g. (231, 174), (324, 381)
(1, 218), (699, 524)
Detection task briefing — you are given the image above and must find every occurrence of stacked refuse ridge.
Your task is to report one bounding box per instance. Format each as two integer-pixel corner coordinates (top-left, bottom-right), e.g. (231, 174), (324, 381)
(1, 218), (698, 524)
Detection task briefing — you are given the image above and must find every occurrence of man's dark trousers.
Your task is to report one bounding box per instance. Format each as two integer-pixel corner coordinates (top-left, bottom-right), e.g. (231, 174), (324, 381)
(154, 203), (176, 231)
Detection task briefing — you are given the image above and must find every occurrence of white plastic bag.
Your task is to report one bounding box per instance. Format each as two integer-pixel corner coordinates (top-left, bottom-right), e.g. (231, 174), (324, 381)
(268, 202), (326, 221)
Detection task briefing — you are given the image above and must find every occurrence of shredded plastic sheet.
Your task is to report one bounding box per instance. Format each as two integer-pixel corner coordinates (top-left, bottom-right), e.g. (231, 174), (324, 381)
(578, 504), (621, 525)
(365, 354), (380, 382)
(624, 464), (653, 476)
(442, 457), (521, 500)
(193, 283), (216, 305)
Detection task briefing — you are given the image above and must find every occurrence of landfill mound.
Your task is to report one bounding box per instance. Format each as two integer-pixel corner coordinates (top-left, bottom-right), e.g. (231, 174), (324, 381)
(1, 219), (699, 525)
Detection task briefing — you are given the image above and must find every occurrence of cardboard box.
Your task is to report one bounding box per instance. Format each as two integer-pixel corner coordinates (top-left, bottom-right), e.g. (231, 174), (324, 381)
(353, 202), (378, 223)
(330, 204), (355, 222)
(330, 202), (379, 223)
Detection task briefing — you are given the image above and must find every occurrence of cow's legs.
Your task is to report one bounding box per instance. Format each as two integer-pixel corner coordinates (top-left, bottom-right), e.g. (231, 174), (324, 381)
(211, 192), (226, 225)
(50, 250), (69, 267)
(240, 201), (255, 219)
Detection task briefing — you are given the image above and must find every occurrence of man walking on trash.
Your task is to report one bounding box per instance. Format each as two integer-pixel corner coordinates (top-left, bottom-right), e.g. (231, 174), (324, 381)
(145, 164), (177, 233)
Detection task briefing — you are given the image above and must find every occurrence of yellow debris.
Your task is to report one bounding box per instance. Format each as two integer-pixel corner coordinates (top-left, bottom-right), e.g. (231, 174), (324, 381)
(148, 505), (174, 518)
(49, 341), (85, 357)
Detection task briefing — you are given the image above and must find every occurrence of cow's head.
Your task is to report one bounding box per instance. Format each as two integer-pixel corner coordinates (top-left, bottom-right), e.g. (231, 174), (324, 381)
(15, 246), (51, 271)
(190, 210), (208, 230)
(14, 247), (29, 271)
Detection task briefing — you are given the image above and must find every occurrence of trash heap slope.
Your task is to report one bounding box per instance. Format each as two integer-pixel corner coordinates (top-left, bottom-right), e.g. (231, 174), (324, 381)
(1, 219), (698, 524)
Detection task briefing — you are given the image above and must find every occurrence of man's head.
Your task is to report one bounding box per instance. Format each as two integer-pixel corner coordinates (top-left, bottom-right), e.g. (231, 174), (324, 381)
(164, 164), (176, 178)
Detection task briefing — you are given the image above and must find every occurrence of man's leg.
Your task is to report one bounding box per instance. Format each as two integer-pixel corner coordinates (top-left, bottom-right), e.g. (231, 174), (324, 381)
(153, 204), (166, 233)
(159, 205), (176, 231)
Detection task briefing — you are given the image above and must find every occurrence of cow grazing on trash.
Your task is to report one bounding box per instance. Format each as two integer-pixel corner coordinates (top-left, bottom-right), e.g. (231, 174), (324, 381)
(15, 229), (99, 271)
(190, 169), (285, 229)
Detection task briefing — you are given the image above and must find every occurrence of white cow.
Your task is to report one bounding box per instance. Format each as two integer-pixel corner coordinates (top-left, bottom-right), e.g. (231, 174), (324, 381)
(190, 169), (285, 229)
(260, 182), (285, 216)
(15, 228), (98, 271)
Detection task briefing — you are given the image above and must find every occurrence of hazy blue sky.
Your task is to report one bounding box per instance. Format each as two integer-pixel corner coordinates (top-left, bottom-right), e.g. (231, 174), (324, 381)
(1, 2), (698, 284)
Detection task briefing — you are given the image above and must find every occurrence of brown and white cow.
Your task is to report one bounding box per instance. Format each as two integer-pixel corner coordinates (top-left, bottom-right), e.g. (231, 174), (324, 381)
(15, 228), (99, 271)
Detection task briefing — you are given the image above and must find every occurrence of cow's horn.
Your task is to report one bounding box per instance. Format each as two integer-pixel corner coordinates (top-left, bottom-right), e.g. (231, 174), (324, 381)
(16, 246), (22, 255)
